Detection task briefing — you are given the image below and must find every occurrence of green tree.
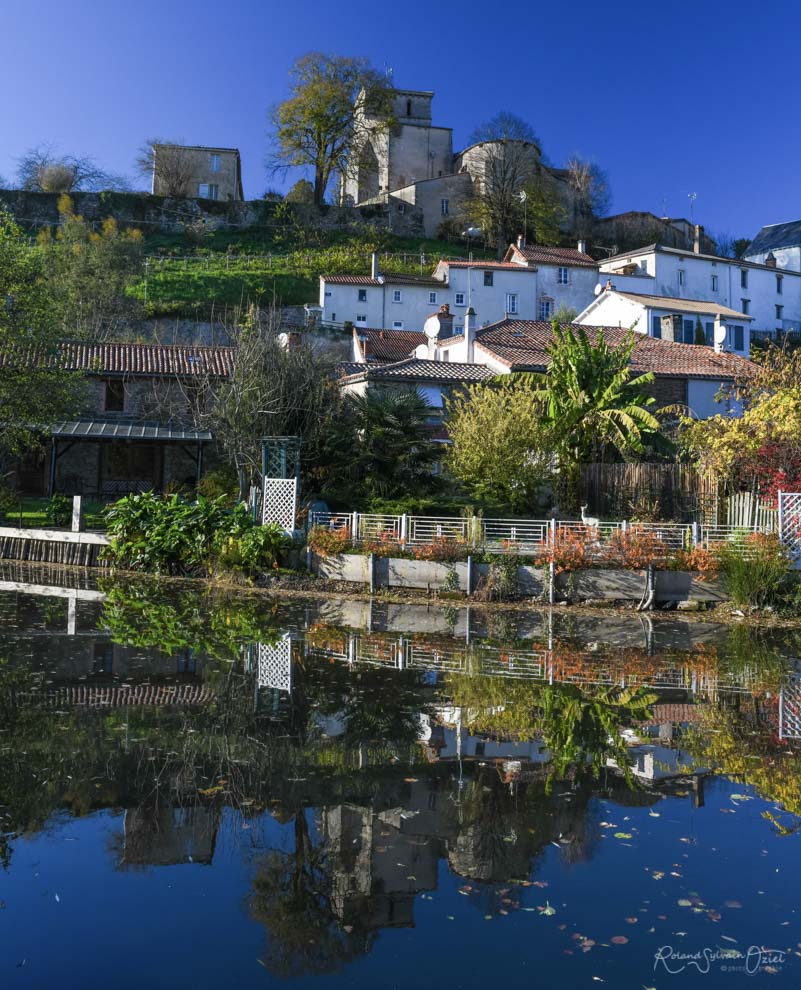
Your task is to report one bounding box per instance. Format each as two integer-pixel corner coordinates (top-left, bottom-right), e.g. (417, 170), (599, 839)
(524, 322), (667, 501)
(0, 208), (83, 470)
(285, 178), (316, 204)
(325, 389), (440, 504)
(37, 195), (144, 338)
(269, 53), (394, 206)
(694, 317), (706, 345)
(446, 380), (555, 512)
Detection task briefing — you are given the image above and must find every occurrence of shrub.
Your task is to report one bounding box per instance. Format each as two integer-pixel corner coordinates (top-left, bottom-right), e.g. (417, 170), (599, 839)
(536, 529), (590, 574)
(362, 530), (405, 558)
(0, 485), (16, 523)
(103, 492), (286, 578)
(308, 525), (353, 557)
(411, 536), (469, 562)
(45, 494), (72, 527)
(473, 556), (520, 602)
(605, 527), (668, 569)
(667, 545), (719, 578)
(715, 533), (793, 608)
(197, 467), (238, 504)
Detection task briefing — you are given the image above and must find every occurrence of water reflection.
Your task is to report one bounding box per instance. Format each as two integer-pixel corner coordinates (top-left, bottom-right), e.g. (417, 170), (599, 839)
(2, 563), (801, 985)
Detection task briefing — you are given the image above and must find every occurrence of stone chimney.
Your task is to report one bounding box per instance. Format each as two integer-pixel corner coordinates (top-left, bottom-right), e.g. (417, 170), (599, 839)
(423, 304), (454, 357)
(693, 225), (703, 254)
(370, 252), (379, 279)
(604, 278), (615, 292)
(577, 238), (587, 254)
(465, 306), (476, 363)
(517, 234), (525, 249)
(765, 252), (777, 269)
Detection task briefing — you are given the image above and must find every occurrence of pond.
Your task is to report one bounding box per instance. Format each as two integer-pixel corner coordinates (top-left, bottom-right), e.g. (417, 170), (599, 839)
(1, 563), (800, 988)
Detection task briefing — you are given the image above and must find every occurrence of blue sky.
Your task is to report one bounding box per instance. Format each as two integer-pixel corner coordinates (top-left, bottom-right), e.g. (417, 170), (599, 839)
(2, 0), (798, 240)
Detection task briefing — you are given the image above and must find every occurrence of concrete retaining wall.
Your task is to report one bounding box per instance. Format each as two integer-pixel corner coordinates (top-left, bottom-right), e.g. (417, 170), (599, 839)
(312, 554), (727, 604)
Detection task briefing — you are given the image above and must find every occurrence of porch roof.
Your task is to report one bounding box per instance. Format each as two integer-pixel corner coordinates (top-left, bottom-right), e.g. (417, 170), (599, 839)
(51, 420), (213, 441)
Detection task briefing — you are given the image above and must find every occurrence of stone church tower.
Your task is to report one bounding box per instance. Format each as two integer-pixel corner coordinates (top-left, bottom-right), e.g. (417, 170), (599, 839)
(341, 89), (454, 205)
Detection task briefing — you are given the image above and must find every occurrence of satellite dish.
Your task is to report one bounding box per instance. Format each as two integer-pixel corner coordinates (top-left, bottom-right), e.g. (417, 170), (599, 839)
(594, 283), (603, 296)
(713, 322), (727, 345)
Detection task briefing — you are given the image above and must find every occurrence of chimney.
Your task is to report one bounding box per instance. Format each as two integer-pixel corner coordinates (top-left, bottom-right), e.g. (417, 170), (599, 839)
(370, 252), (379, 279)
(516, 234), (525, 249)
(765, 252), (777, 269)
(660, 314), (682, 343)
(465, 306), (476, 363)
(693, 225), (703, 254)
(604, 278), (615, 292)
(577, 238), (587, 254)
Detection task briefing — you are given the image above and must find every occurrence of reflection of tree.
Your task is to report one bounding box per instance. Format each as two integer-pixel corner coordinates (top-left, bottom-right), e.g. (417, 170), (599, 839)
(445, 672), (655, 790)
(249, 808), (372, 977)
(683, 707), (801, 827)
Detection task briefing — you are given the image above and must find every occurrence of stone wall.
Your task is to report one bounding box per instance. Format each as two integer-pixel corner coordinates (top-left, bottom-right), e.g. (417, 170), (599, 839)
(0, 190), (425, 237)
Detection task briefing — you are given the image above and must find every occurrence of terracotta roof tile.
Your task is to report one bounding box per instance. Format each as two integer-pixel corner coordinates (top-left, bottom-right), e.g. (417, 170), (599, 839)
(56, 342), (234, 377)
(506, 244), (597, 268)
(474, 320), (756, 380)
(323, 272), (442, 287)
(353, 328), (426, 362)
(341, 357), (494, 384)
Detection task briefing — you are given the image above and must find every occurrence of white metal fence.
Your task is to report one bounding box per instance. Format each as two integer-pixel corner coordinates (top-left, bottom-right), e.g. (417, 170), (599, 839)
(309, 510), (775, 556)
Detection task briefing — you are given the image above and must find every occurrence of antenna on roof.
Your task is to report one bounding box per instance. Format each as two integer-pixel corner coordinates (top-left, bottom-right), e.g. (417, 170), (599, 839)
(384, 64), (394, 81)
(688, 191), (697, 224)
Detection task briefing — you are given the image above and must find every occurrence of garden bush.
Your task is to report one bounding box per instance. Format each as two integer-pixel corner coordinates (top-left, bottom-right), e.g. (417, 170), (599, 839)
(45, 494), (72, 527)
(103, 492), (288, 578)
(714, 533), (793, 609)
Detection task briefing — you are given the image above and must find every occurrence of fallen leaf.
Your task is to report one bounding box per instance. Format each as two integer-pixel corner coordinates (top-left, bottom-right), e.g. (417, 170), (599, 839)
(611, 935), (629, 944)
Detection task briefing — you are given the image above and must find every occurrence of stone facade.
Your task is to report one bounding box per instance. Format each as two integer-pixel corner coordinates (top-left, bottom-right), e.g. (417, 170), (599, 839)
(151, 145), (243, 201)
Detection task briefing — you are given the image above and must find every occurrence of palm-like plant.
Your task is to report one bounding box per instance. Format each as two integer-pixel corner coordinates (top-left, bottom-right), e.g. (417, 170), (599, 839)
(515, 323), (670, 499)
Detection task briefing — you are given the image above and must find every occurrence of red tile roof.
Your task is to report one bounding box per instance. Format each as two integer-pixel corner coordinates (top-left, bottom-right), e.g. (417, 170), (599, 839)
(474, 320), (756, 380)
(323, 272), (443, 287)
(341, 358), (494, 384)
(505, 244), (597, 268)
(0, 341), (234, 377)
(353, 328), (426, 362)
(438, 259), (535, 271)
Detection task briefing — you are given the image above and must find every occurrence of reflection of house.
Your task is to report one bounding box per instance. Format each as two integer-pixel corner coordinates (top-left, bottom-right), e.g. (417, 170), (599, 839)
(121, 804), (220, 866)
(12, 342), (233, 496)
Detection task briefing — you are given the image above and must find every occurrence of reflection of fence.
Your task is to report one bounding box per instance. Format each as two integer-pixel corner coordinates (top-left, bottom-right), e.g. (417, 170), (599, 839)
(310, 511), (774, 557)
(303, 632), (779, 699)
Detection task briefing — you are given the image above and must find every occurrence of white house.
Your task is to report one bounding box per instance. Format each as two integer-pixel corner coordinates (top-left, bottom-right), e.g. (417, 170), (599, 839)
(745, 220), (801, 273)
(318, 242), (599, 332)
(595, 243), (801, 343)
(576, 288), (753, 357)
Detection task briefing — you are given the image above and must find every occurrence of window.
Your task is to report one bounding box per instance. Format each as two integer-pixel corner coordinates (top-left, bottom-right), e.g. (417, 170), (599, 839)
(711, 274), (718, 292)
(392, 289), (402, 303)
(641, 260), (648, 275)
(741, 298), (750, 315)
(678, 269), (685, 286)
(397, 202), (405, 214)
(505, 293), (518, 315)
(777, 304), (784, 321)
(740, 269), (748, 289)
(357, 288), (367, 302)
(177, 649), (197, 674)
(92, 643), (114, 676)
(440, 198), (449, 216)
(331, 313), (336, 321)
(392, 320), (404, 330)
(483, 271), (494, 287)
(557, 267), (569, 285)
(441, 351), (450, 362)
(705, 321), (714, 345)
(104, 379), (125, 413)
(734, 325), (744, 350)
(197, 183), (219, 200)
(777, 274), (784, 294)
(454, 292), (465, 306)
(651, 316), (662, 339)
(540, 299), (553, 320)
(683, 319), (695, 344)
(356, 314), (367, 324)
(209, 153), (220, 172)
(429, 291), (438, 305)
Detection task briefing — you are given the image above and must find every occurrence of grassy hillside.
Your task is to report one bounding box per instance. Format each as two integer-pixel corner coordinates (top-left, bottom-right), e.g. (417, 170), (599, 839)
(128, 229), (495, 318)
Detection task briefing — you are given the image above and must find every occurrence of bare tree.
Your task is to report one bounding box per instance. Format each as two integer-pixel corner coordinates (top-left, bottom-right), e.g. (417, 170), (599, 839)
(565, 156), (611, 236)
(15, 145), (120, 192)
(135, 138), (195, 197)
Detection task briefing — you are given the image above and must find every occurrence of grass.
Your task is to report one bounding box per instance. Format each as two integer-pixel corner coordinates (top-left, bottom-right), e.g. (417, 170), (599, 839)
(130, 230), (496, 317)
(2, 497), (106, 531)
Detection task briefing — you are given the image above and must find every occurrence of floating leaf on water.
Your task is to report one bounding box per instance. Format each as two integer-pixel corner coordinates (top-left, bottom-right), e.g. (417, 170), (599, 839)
(611, 935), (629, 944)
(651, 871), (665, 880)
(677, 899), (692, 907)
(724, 900), (742, 909)
(614, 832), (633, 839)
(625, 917), (638, 923)
(538, 902), (556, 916)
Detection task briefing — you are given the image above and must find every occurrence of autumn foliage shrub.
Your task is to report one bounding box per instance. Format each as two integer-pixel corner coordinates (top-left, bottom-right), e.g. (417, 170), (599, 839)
(308, 525), (353, 556)
(604, 527), (669, 569)
(411, 536), (469, 562)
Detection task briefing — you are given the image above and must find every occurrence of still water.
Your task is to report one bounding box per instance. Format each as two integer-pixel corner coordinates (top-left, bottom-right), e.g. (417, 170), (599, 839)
(1, 563), (801, 988)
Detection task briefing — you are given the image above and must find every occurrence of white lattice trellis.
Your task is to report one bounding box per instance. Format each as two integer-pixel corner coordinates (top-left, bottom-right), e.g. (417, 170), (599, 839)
(263, 477), (298, 532)
(257, 637), (292, 692)
(779, 492), (801, 567)
(779, 670), (801, 740)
